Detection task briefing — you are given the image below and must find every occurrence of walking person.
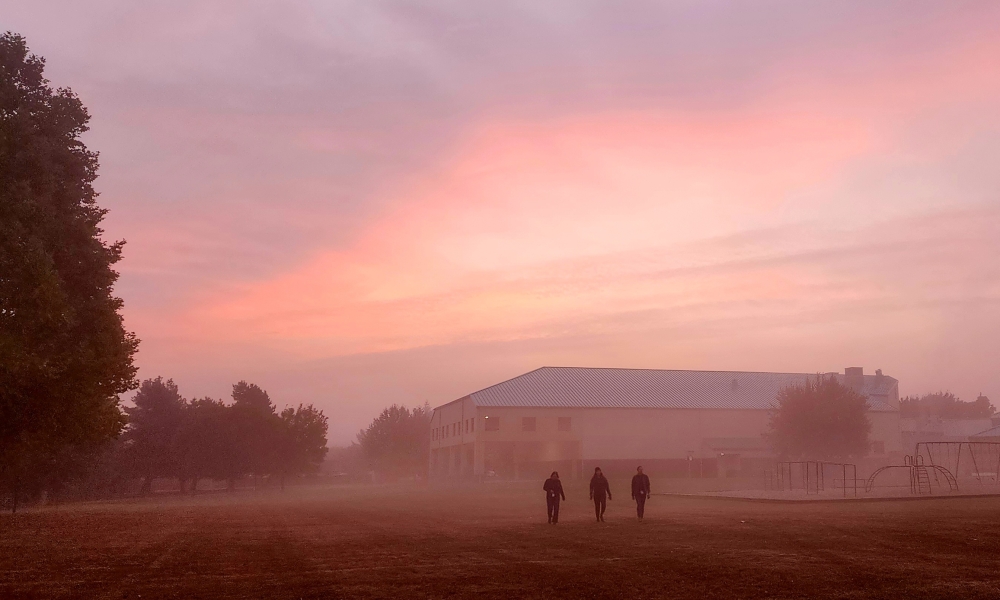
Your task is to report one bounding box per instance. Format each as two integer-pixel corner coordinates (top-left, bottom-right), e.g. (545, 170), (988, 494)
(589, 467), (612, 522)
(542, 471), (566, 524)
(631, 466), (651, 520)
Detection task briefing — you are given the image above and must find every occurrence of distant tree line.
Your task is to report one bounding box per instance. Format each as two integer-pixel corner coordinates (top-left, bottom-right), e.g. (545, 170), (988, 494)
(899, 392), (994, 419)
(114, 378), (329, 494)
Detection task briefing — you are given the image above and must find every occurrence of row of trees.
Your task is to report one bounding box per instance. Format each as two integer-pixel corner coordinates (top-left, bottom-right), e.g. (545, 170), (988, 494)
(120, 378), (328, 493)
(899, 392), (994, 419)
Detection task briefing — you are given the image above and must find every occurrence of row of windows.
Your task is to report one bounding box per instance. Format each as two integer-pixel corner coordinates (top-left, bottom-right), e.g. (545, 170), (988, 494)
(432, 417), (476, 441)
(431, 416), (571, 439)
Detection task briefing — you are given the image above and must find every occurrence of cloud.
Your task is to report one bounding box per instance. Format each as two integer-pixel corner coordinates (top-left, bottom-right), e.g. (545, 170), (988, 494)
(4, 1), (1000, 440)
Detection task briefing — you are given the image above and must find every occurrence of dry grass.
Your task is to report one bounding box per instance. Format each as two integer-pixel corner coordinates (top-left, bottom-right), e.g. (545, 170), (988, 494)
(2, 481), (1000, 599)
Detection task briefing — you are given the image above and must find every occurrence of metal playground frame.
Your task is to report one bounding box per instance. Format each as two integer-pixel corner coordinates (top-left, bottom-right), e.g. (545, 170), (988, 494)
(865, 442), (1000, 495)
(915, 442), (1000, 486)
(865, 454), (957, 495)
(770, 461), (859, 497)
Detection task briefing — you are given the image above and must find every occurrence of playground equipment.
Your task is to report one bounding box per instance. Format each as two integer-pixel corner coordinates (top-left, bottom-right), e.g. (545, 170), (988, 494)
(865, 454), (958, 495)
(769, 461), (858, 497)
(914, 442), (1000, 486)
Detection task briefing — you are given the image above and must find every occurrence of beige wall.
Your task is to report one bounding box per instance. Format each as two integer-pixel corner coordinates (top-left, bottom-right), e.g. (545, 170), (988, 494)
(471, 407), (765, 459)
(870, 411), (904, 455)
(429, 403), (903, 477)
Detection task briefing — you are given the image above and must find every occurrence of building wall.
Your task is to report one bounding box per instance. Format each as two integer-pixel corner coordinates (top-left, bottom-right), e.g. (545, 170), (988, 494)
(899, 417), (994, 450)
(429, 396), (477, 477)
(430, 403), (903, 478)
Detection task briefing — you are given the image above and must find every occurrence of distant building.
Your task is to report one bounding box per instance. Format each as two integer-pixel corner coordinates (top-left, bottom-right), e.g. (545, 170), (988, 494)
(900, 417), (996, 447)
(966, 415), (1000, 443)
(429, 366), (902, 479)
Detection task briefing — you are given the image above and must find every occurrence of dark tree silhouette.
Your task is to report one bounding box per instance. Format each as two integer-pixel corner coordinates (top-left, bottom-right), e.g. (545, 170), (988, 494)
(175, 397), (232, 492)
(899, 392), (995, 419)
(0, 32), (138, 511)
(357, 404), (432, 478)
(768, 375), (871, 461)
(230, 381), (277, 487)
(274, 404), (329, 490)
(123, 378), (187, 494)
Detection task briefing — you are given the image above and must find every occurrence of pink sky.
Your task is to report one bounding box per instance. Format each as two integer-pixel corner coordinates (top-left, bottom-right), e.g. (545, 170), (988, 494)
(7, 2), (1000, 442)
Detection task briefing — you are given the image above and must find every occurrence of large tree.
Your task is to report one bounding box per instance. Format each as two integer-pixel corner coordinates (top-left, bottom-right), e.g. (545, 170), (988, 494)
(768, 375), (872, 461)
(122, 378), (186, 494)
(273, 404), (329, 490)
(175, 397), (233, 491)
(357, 404), (431, 478)
(0, 32), (138, 510)
(230, 381), (277, 485)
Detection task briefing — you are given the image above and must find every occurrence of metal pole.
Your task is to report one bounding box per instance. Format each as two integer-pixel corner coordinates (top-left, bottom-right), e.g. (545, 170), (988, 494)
(969, 442), (982, 485)
(956, 443), (962, 481)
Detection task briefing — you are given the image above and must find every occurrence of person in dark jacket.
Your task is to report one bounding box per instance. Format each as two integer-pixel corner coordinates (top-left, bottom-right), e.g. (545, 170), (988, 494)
(589, 467), (612, 522)
(631, 466), (651, 520)
(542, 471), (566, 524)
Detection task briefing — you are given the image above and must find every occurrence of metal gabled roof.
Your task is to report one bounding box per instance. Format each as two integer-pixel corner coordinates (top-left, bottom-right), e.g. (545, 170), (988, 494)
(464, 367), (897, 412)
(970, 425), (1000, 439)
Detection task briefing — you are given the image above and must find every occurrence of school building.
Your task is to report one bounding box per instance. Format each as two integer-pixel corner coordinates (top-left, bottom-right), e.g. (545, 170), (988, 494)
(429, 366), (902, 479)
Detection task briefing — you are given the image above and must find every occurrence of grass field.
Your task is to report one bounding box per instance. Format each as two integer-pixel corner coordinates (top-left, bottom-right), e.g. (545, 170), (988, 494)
(3, 481), (1000, 599)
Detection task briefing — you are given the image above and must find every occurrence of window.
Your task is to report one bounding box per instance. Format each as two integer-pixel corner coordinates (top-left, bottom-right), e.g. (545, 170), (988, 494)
(465, 419), (469, 433)
(872, 441), (885, 455)
(522, 417), (536, 432)
(557, 417), (571, 432)
(484, 416), (499, 431)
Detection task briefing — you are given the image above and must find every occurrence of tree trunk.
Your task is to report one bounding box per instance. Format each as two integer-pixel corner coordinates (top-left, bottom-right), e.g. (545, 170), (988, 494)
(12, 478), (19, 514)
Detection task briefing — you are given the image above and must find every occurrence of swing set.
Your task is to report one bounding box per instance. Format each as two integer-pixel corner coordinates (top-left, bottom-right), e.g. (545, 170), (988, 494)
(865, 442), (1000, 495)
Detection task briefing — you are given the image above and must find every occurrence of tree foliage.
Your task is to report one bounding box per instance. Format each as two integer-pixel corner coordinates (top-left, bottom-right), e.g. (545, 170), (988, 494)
(0, 32), (138, 508)
(122, 377), (186, 492)
(357, 404), (431, 478)
(899, 392), (994, 419)
(114, 377), (329, 495)
(230, 381), (277, 481)
(768, 375), (872, 461)
(274, 405), (329, 489)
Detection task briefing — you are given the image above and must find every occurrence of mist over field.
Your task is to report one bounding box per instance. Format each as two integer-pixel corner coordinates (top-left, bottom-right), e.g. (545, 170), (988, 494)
(3, 2), (1000, 599)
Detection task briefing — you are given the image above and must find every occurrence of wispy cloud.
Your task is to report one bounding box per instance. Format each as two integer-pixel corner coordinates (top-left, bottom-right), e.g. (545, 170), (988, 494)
(6, 1), (1000, 439)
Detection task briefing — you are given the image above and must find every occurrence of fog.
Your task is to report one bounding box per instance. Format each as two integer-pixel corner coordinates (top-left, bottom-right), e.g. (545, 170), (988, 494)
(4, 3), (1000, 598)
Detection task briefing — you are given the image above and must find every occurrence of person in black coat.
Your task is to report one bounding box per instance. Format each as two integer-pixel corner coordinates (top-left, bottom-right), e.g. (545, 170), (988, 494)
(631, 466), (651, 520)
(542, 471), (566, 524)
(589, 467), (612, 522)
